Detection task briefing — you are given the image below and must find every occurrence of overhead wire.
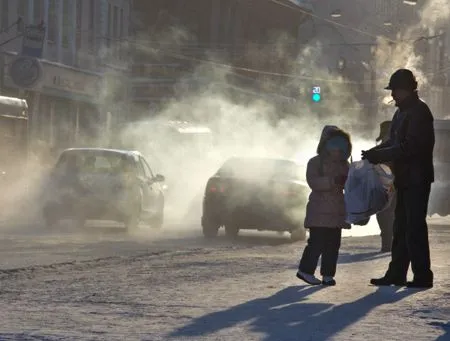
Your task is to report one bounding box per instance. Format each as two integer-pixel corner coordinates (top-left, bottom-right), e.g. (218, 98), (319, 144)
(93, 0), (449, 87)
(127, 35), (450, 86)
(268, 0), (399, 44)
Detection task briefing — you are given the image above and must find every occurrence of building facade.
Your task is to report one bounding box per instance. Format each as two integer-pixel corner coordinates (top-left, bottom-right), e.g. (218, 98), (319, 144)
(129, 0), (313, 119)
(0, 0), (131, 154)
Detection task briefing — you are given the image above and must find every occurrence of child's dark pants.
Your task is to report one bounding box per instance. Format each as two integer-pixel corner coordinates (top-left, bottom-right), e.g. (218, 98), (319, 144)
(298, 227), (342, 277)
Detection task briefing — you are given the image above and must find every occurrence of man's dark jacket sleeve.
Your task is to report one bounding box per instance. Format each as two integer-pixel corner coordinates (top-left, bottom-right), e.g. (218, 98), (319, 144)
(373, 103), (433, 162)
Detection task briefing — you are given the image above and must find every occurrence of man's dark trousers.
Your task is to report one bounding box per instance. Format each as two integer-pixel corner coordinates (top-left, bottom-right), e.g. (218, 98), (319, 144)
(386, 184), (433, 282)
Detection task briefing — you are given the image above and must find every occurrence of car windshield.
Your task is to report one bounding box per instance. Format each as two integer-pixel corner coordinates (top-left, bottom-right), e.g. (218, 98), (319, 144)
(218, 158), (302, 180)
(56, 152), (134, 175)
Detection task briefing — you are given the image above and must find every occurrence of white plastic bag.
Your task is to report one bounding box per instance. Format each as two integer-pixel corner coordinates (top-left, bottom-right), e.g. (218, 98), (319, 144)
(344, 160), (395, 225)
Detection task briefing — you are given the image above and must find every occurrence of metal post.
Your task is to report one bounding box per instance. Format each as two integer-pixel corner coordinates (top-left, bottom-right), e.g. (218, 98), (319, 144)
(49, 101), (54, 146)
(75, 103), (80, 144)
(31, 91), (40, 147)
(0, 51), (4, 94)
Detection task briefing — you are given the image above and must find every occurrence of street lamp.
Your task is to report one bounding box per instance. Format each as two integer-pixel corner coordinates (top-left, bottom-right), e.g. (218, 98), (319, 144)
(330, 10), (342, 18)
(403, 0), (417, 5)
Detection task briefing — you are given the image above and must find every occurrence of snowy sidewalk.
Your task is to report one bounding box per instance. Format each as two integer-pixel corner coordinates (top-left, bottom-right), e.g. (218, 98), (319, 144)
(0, 225), (448, 340)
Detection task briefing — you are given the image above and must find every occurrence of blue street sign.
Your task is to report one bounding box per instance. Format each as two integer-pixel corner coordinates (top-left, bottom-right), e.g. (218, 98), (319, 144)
(9, 56), (43, 88)
(22, 24), (46, 58)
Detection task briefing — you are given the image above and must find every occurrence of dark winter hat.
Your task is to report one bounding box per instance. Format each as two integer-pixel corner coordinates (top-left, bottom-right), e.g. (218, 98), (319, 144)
(384, 69), (418, 91)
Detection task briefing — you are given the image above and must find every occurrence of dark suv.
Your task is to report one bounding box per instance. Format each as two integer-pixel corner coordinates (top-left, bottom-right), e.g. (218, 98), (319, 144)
(42, 148), (165, 229)
(202, 157), (309, 241)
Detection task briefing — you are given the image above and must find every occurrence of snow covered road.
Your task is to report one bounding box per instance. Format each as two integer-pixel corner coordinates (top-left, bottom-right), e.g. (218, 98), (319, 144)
(0, 219), (448, 340)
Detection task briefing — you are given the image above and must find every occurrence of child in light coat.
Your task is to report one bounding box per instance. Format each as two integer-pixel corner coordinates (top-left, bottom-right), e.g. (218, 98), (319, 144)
(296, 125), (352, 286)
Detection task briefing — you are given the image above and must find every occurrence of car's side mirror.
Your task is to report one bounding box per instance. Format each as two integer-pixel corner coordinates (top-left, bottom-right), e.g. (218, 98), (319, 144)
(153, 174), (165, 182)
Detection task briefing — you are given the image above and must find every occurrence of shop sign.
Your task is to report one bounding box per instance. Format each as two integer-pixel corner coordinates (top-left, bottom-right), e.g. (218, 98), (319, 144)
(9, 56), (43, 88)
(22, 24), (46, 58)
(42, 64), (102, 97)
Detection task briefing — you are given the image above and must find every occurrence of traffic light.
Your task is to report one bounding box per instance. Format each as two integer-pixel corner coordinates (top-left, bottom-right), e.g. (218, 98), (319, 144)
(311, 86), (321, 102)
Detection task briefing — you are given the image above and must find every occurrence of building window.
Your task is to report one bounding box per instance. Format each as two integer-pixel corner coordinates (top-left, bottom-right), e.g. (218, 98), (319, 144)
(48, 0), (57, 42)
(17, 0), (27, 19)
(113, 6), (119, 57)
(88, 0), (95, 53)
(33, 0), (44, 25)
(1, 0), (9, 31)
(119, 7), (124, 59)
(113, 6), (119, 38)
(120, 8), (124, 37)
(62, 1), (70, 47)
(107, 3), (112, 47)
(76, 0), (82, 50)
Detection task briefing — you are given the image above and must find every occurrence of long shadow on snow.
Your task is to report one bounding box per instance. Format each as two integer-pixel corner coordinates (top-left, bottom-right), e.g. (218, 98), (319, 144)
(170, 286), (416, 341)
(287, 251), (390, 270)
(433, 322), (450, 341)
(338, 250), (390, 264)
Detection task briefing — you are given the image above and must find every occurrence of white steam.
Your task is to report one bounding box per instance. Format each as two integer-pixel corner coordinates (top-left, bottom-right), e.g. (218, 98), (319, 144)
(7, 2), (449, 235)
(374, 0), (450, 109)
(117, 35), (376, 227)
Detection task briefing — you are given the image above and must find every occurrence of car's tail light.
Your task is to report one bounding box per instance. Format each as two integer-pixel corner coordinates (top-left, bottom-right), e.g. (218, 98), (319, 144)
(281, 184), (301, 197)
(207, 180), (226, 193)
(209, 184), (225, 193)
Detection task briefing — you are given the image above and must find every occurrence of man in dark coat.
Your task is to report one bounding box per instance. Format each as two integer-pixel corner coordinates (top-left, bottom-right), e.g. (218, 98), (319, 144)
(375, 121), (395, 253)
(362, 69), (435, 288)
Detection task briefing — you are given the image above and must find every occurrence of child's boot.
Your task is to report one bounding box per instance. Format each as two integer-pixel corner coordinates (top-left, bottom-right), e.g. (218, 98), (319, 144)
(322, 276), (336, 286)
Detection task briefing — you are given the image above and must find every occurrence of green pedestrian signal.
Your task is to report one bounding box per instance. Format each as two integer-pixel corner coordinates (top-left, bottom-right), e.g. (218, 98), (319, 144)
(311, 86), (321, 102)
(312, 93), (321, 102)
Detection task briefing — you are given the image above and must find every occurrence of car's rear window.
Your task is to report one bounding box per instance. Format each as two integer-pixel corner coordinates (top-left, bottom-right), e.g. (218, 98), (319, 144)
(218, 158), (302, 180)
(56, 152), (133, 174)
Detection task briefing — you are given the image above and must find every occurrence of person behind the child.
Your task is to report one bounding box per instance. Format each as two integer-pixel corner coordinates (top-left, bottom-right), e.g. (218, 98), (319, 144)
(374, 121), (395, 253)
(296, 125), (352, 286)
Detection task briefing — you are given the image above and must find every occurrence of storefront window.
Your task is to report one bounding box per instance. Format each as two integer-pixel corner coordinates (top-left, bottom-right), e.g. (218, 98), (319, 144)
(38, 95), (51, 142)
(78, 104), (100, 146)
(53, 98), (75, 149)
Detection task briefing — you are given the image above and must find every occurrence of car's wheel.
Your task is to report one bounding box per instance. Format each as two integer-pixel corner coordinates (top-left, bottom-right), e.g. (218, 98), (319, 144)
(290, 227), (307, 242)
(75, 216), (86, 228)
(125, 190), (142, 230)
(43, 203), (59, 228)
(225, 224), (239, 239)
(202, 217), (220, 238)
(151, 196), (164, 229)
(125, 210), (140, 230)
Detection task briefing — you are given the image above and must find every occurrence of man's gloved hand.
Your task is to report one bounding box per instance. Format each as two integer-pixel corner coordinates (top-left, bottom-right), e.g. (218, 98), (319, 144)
(361, 149), (381, 164)
(334, 175), (348, 186)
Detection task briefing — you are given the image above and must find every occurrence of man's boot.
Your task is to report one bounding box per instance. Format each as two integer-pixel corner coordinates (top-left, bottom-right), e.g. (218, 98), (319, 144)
(370, 275), (406, 286)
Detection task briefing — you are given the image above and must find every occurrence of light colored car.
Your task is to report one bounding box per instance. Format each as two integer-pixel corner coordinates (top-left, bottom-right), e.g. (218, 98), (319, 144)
(42, 148), (165, 229)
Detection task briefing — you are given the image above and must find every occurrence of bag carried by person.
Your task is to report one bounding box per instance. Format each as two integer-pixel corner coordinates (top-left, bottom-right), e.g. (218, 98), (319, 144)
(344, 160), (395, 225)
